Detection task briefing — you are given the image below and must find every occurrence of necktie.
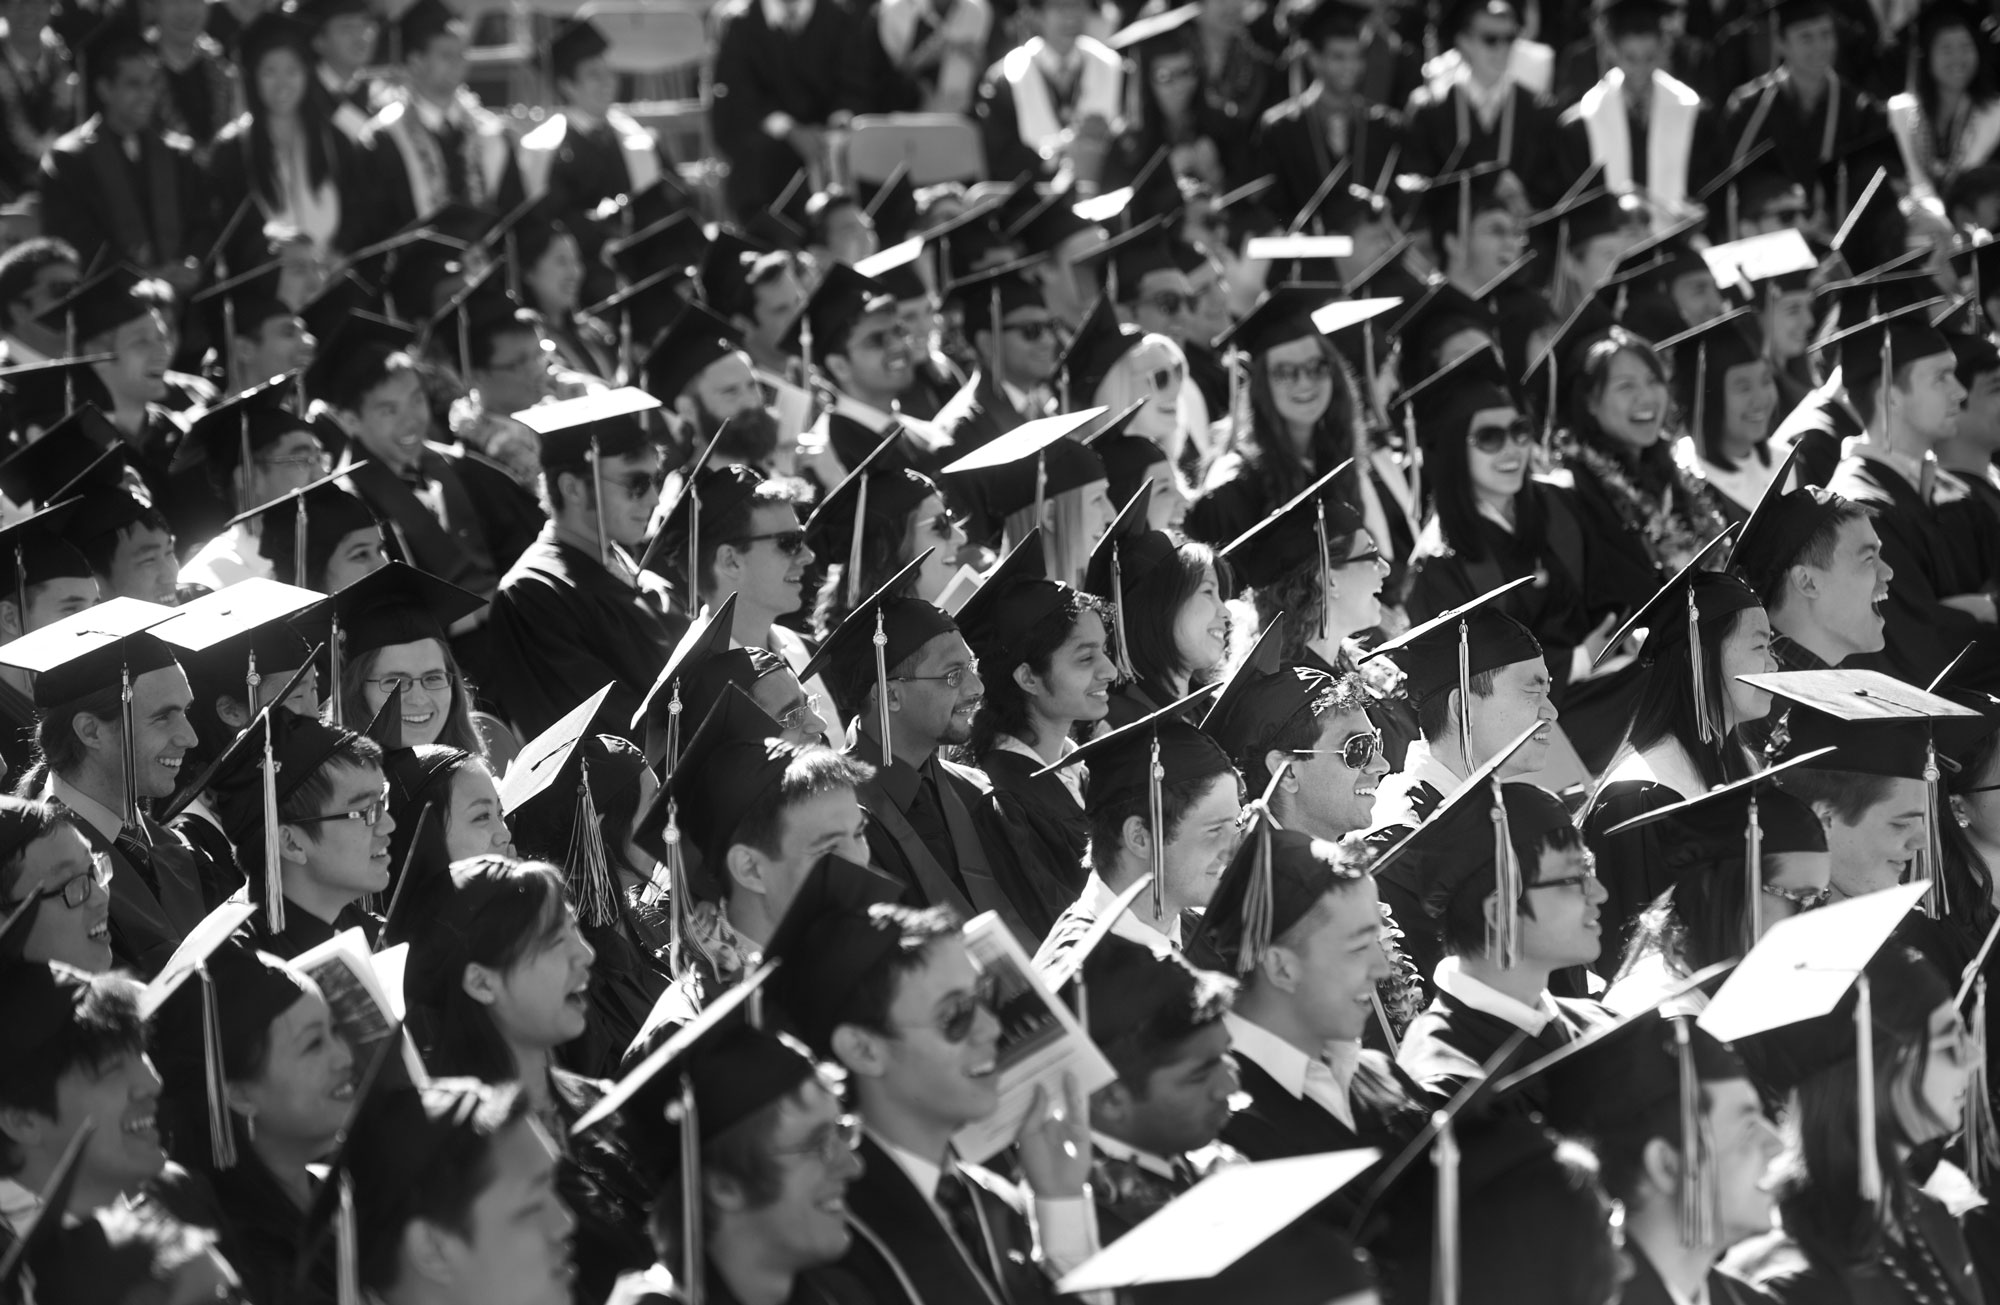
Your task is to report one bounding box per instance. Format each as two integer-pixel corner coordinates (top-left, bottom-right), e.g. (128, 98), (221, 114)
(935, 1166), (999, 1293)
(115, 824), (161, 901)
(905, 767), (957, 875)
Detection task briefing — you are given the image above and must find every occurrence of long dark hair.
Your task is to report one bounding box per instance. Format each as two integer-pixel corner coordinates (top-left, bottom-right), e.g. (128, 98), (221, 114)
(241, 39), (335, 209)
(1916, 6), (1999, 118)
(1126, 542), (1222, 703)
(1426, 398), (1551, 566)
(1611, 607), (1761, 793)
(1567, 332), (1690, 504)
(968, 588), (1107, 758)
(1240, 334), (1365, 513)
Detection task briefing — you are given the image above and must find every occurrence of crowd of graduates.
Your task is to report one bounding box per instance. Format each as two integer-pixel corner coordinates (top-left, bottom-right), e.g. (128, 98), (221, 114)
(5, 0), (2000, 1301)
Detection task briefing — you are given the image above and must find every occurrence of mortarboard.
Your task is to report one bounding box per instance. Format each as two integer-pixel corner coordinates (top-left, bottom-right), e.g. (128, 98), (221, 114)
(1003, 190), (1103, 261)
(1359, 579), (1542, 766)
(652, 457), (769, 601)
(1603, 748), (1834, 949)
(495, 685), (626, 928)
(946, 253), (1050, 353)
(0, 959), (104, 1073)
(1823, 296), (1952, 392)
(938, 407), (1106, 546)
(0, 499), (92, 627)
(512, 387), (662, 568)
(549, 15), (609, 81)
(604, 210), (709, 288)
(197, 703), (357, 930)
(1827, 166), (1906, 277)
(307, 561), (481, 725)
(0, 406), (119, 507)
(1196, 620), (1343, 784)
(862, 166), (920, 249)
(397, 0), (463, 53)
(1725, 441), (1847, 603)
(229, 466), (382, 592)
(1044, 686), (1231, 918)
(799, 550), (957, 742)
(154, 577), (322, 752)
(1069, 214), (1173, 304)
(1081, 482), (1174, 680)
(1367, 722), (1564, 969)
(1217, 461), (1362, 639)
(297, 270), (382, 352)
(0, 598), (181, 783)
(1189, 809), (1365, 979)
(1106, 3), (1198, 55)
(1657, 307), (1766, 445)
(799, 428), (933, 610)
(780, 261), (893, 367)
(758, 852), (913, 1055)
(1290, 0), (1372, 45)
(691, 227), (771, 318)
(587, 264), (697, 380)
(37, 265), (170, 350)
(1595, 529), (1758, 746)
(302, 312), (417, 408)
(1210, 283), (1336, 356)
(642, 685), (799, 905)
(1056, 293), (1145, 410)
(174, 379), (321, 496)
(1094, 427), (1169, 512)
(854, 235), (927, 303)
(954, 530), (1077, 671)
(1415, 161), (1509, 258)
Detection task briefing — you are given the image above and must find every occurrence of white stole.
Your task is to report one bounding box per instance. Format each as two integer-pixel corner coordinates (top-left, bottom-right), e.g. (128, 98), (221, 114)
(1577, 68), (1701, 233)
(517, 108), (660, 201)
(1001, 36), (1122, 157)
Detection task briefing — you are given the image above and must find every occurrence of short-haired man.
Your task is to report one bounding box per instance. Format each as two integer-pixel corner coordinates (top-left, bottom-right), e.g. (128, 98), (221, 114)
(295, 0), (381, 136)
(793, 264), (924, 497)
(1078, 936), (1241, 1242)
(66, 476), (178, 606)
(174, 399), (333, 592)
(345, 1078), (575, 1305)
(367, 0), (522, 227)
(1400, 0), (1562, 209)
(0, 522), (99, 761)
(1252, 0), (1403, 228)
(1826, 306), (2000, 689)
(1206, 664), (1391, 842)
(39, 20), (210, 292)
(974, 0), (1122, 191)
(0, 962), (163, 1234)
(702, 246), (808, 378)
(1731, 481), (1891, 674)
(765, 881), (1098, 1304)
(219, 291), (313, 397)
(934, 270), (1060, 456)
(1427, 170), (1526, 302)
(209, 705), (392, 959)
(0, 236), (77, 366)
(1386, 780), (1615, 1110)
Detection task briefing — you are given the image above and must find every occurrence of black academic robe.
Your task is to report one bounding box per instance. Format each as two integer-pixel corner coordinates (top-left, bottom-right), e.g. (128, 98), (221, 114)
(1770, 383), (1859, 491)
(1396, 989), (1618, 1111)
(486, 524), (685, 743)
(1620, 1245), (1776, 1305)
(1582, 778), (1690, 981)
(38, 115), (214, 274)
(550, 1070), (658, 1305)
(339, 452), (504, 603)
(839, 1136), (1059, 1305)
(157, 41), (235, 147)
(847, 733), (1031, 944)
(204, 113), (389, 267)
(934, 371), (1034, 545)
(1828, 456), (2000, 694)
(50, 801), (207, 978)
(1726, 1188), (1986, 1305)
(167, 807), (244, 911)
(606, 1261), (875, 1305)
(708, 0), (876, 218)
(525, 111), (681, 307)
(1723, 70), (1899, 217)
(554, 914), (671, 1080)
(0, 678), (34, 791)
(1253, 86), (1402, 225)
(1400, 79), (1566, 209)
(977, 749), (1088, 941)
(188, 1154), (334, 1305)
(240, 900), (381, 961)
(1221, 1046), (1424, 1163)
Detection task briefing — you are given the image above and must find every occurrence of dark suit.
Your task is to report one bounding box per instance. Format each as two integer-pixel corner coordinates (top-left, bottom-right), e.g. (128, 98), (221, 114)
(709, 0), (875, 218)
(1620, 1246), (1775, 1305)
(46, 796), (206, 978)
(1723, 69), (1898, 217)
(1253, 85), (1402, 224)
(840, 1136), (1058, 1305)
(1400, 80), (1565, 208)
(39, 115), (212, 274)
(1396, 988), (1618, 1111)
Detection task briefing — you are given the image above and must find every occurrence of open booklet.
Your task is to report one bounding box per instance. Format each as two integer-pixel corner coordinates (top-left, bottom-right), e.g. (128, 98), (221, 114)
(951, 911), (1116, 1164)
(291, 928), (429, 1088)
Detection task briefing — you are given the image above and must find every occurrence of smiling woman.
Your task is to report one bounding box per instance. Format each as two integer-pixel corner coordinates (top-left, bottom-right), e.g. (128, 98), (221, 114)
(0, 798), (111, 973)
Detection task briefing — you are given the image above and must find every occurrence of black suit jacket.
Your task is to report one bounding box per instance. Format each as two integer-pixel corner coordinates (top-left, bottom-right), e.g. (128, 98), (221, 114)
(1253, 86), (1402, 223)
(1621, 1245), (1776, 1305)
(840, 1137), (1055, 1305)
(1397, 989), (1618, 1111)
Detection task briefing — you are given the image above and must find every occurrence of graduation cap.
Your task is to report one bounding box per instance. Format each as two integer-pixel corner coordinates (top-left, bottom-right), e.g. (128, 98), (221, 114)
(1209, 283), (1336, 357)
(0, 597), (181, 818)
(653, 456), (769, 602)
(151, 576), (324, 736)
(1658, 308), (1765, 448)
(1415, 161), (1510, 259)
(644, 686), (800, 910)
(862, 166), (920, 249)
(1828, 167), (1907, 277)
(512, 387), (662, 565)
(1289, 0), (1373, 44)
(144, 907), (310, 1169)
(227, 465), (381, 592)
(1358, 577), (1541, 760)
(1092, 410), (1170, 510)
(1698, 879), (1933, 1202)
(953, 530), (1075, 671)
(604, 210), (708, 290)
(495, 684), (624, 928)
(1081, 482), (1177, 681)
(1069, 214), (1174, 306)
(302, 312), (417, 408)
(1056, 1150), (1382, 1301)
(202, 703), (358, 931)
(853, 234), (927, 303)
(938, 407), (1106, 546)
(780, 262), (892, 370)
(1723, 443), (1845, 604)
(758, 852), (913, 1055)
(1188, 795), (1368, 981)
(1055, 293), (1144, 410)
(1001, 190), (1102, 261)
(1368, 723), (1564, 969)
(310, 561), (481, 724)
(799, 550), (957, 745)
(0, 498), (91, 629)
(37, 264), (169, 349)
(1596, 530), (1756, 746)
(946, 255), (1051, 388)
(174, 378), (321, 504)
(0, 405), (120, 507)
(691, 227), (770, 318)
(1823, 296), (1953, 398)
(1701, 228), (1817, 300)
(397, 0), (464, 53)
(1749, 667), (1991, 917)
(631, 593), (740, 771)
(1042, 686), (1230, 918)
(1216, 461), (1363, 648)
(1195, 621), (1349, 794)
(548, 14), (608, 81)
(1106, 2), (1198, 54)
(589, 266), (697, 380)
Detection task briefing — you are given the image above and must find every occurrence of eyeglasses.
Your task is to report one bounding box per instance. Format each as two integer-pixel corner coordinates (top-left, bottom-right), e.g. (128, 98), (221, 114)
(890, 660), (980, 690)
(366, 670), (451, 694)
(1003, 319), (1060, 342)
(1762, 882), (1831, 910)
(852, 324), (914, 352)
(1531, 868), (1600, 896)
(729, 529), (809, 556)
(1149, 363), (1185, 393)
(1293, 727), (1384, 770)
(916, 970), (1002, 1043)
(1150, 63), (1197, 86)
(1761, 205), (1810, 226)
(290, 785), (393, 828)
(1470, 28), (1517, 47)
(1334, 548), (1384, 569)
(1468, 419), (1536, 454)
(1268, 358), (1333, 388)
(769, 1113), (863, 1166)
(1141, 292), (1194, 317)
(1, 854), (111, 912)
(775, 692), (823, 731)
(918, 510), (963, 541)
(606, 469), (666, 497)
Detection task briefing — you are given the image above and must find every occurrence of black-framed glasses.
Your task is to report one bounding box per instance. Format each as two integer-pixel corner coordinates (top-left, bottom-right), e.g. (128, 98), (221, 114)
(921, 971), (1002, 1043)
(769, 1113), (863, 1166)
(1294, 727), (1384, 770)
(1469, 419), (1536, 454)
(256, 449), (329, 473)
(606, 469), (666, 497)
(1762, 882), (1831, 910)
(366, 670), (451, 694)
(1, 854), (111, 912)
(729, 529), (809, 556)
(1002, 319), (1060, 343)
(1334, 547), (1384, 570)
(853, 323), (914, 352)
(775, 692), (822, 731)
(1150, 363), (1185, 393)
(890, 661), (980, 690)
(1471, 28), (1517, 47)
(1531, 868), (1600, 896)
(290, 786), (392, 828)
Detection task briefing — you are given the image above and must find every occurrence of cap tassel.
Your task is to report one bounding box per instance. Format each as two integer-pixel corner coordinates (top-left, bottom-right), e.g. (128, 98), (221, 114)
(327, 616), (343, 727)
(1856, 974), (1883, 1206)
(1923, 737), (1949, 920)
(263, 724), (285, 935)
(664, 680), (684, 775)
(1226, 348), (1243, 444)
(1456, 619), (1474, 775)
(589, 441), (610, 570)
(1744, 790), (1764, 953)
(12, 541), (24, 639)
(1109, 546), (1138, 682)
(1148, 734), (1166, 922)
(1688, 588), (1716, 748)
(673, 1080), (705, 1305)
(663, 801), (689, 975)
(1432, 1114), (1460, 1305)
(1489, 777), (1521, 969)
(335, 1175), (361, 1305)
(846, 474), (871, 610)
(1964, 978), (1997, 1188)
(1238, 805), (1275, 977)
(688, 478), (703, 614)
(119, 662), (138, 826)
(293, 494), (310, 590)
(567, 761), (619, 930)
(1315, 499), (1334, 642)
(200, 967), (237, 1170)
(1674, 1016), (1715, 1247)
(1031, 451), (1047, 542)
(244, 649), (262, 727)
(872, 607), (894, 755)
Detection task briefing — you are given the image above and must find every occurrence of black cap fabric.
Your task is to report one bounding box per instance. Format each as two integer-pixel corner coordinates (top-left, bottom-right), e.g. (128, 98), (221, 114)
(954, 531), (1078, 669)
(1057, 295), (1145, 405)
(1598, 530), (1760, 669)
(239, 471), (382, 591)
(641, 302), (746, 404)
(781, 262), (894, 358)
(1062, 689), (1234, 809)
(1533, 1007), (1745, 1141)
(0, 407), (119, 506)
(177, 383), (321, 482)
(1211, 283), (1336, 356)
(0, 598), (180, 707)
(321, 560), (483, 655)
(1217, 462), (1364, 591)
(1198, 624), (1344, 775)
(512, 386), (661, 469)
(1826, 297), (1953, 388)
(1358, 578), (1543, 703)
(549, 15), (608, 80)
(1370, 775), (1573, 927)
(1749, 668), (1993, 779)
(302, 312), (417, 407)
(797, 552), (959, 691)
(651, 686), (803, 882)
(760, 854), (913, 1055)
(1725, 443), (1851, 601)
(938, 409), (1108, 526)
(1187, 824), (1361, 974)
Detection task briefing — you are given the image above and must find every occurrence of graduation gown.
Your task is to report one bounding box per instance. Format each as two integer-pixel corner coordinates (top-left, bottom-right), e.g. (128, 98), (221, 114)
(1723, 70), (1898, 212)
(49, 800), (207, 978)
(550, 1070), (659, 1305)
(977, 748), (1088, 940)
(1252, 86), (1402, 226)
(1395, 989), (1618, 1111)
(1555, 70), (1723, 225)
(973, 37), (1124, 186)
(240, 900), (382, 961)
(839, 1136), (1060, 1305)
(606, 1262), (875, 1305)
(1580, 745), (1713, 981)
(0, 677), (35, 792)
(486, 524), (685, 743)
(1767, 376), (1858, 491)
(554, 913), (671, 1080)
(934, 370), (1033, 461)
(340, 452), (505, 603)
(1400, 78), (1566, 209)
(1828, 455), (2000, 694)
(158, 41), (237, 148)
(1620, 1246), (1776, 1305)
(1725, 1188), (1986, 1305)
(846, 733), (1031, 943)
(367, 91), (523, 233)
(191, 1154), (334, 1305)
(709, 0), (876, 217)
(1221, 1046), (1424, 1163)
(203, 113), (389, 267)
(38, 115), (213, 273)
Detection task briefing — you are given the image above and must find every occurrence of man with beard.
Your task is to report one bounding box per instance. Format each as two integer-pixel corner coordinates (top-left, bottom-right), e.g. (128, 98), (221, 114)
(488, 388), (683, 743)
(643, 301), (785, 475)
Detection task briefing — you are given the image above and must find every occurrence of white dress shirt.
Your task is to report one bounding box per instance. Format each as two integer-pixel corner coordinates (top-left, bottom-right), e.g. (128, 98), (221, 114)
(1222, 1013), (1358, 1130)
(1433, 955), (1559, 1036)
(865, 1130), (1099, 1280)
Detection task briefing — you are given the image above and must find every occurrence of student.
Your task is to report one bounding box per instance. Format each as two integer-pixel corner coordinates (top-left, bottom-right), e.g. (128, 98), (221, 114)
(974, 0), (1122, 190)
(329, 563), (489, 756)
(0, 797), (112, 973)
(1251, 0), (1401, 228)
(174, 396), (334, 592)
(1662, 311), (1788, 522)
(1083, 492), (1229, 729)
(762, 866), (1100, 1305)
(933, 269), (1063, 458)
(0, 517), (98, 784)
(939, 412), (1113, 588)
(1728, 471), (1893, 675)
(791, 266), (927, 492)
(0, 237), (78, 366)
(1201, 652), (1389, 843)
(488, 390), (684, 744)
(1399, 0), (1562, 209)
(367, 0), (521, 227)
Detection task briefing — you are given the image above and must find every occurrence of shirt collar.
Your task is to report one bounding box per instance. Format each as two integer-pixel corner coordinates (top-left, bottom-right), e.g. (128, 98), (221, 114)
(1033, 38), (1079, 80)
(49, 774), (124, 842)
(994, 733), (1084, 805)
(1433, 955), (1557, 1035)
(1770, 630), (1832, 672)
(1221, 1012), (1313, 1097)
(1081, 870), (1179, 947)
(868, 1129), (945, 1202)
(1090, 1130), (1180, 1180)
(1396, 738), (1465, 800)
(1839, 437), (1971, 503)
(999, 379), (1042, 417)
(0, 1176), (37, 1238)
(1453, 62), (1511, 111)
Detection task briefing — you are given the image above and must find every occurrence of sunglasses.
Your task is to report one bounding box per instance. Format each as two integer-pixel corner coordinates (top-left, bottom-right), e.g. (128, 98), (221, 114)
(1294, 727), (1385, 770)
(1470, 28), (1517, 47)
(1149, 363), (1186, 393)
(607, 470), (666, 496)
(1268, 358), (1333, 388)
(917, 970), (1001, 1043)
(1335, 547), (1384, 569)
(1003, 319), (1060, 342)
(1469, 419), (1536, 454)
(730, 529), (809, 556)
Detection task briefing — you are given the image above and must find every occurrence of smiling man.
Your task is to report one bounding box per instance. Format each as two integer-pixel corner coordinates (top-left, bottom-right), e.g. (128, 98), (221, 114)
(0, 962), (164, 1236)
(1940, 331), (2000, 527)
(1207, 662), (1390, 843)
(793, 265), (925, 495)
(0, 799), (113, 973)
(935, 269), (1061, 456)
(1732, 483), (1890, 677)
(488, 389), (684, 744)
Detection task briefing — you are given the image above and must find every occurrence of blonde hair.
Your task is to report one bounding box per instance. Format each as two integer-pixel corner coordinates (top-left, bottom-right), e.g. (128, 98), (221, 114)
(1002, 480), (1101, 587)
(1095, 334), (1213, 474)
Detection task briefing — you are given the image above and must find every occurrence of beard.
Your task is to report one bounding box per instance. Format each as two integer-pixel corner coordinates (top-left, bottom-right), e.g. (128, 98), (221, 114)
(697, 400), (781, 468)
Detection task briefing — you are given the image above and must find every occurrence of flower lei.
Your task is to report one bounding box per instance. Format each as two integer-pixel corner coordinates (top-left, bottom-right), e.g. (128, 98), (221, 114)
(1561, 434), (1728, 570)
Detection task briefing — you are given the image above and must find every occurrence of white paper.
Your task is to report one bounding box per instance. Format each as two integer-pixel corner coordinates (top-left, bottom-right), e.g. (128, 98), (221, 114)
(292, 927), (429, 1085)
(1245, 235), (1353, 261)
(934, 564), (984, 616)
